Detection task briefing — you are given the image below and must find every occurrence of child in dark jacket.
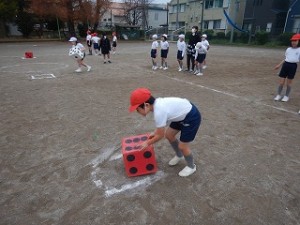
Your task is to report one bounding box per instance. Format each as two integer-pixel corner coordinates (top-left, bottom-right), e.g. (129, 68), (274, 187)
(100, 33), (111, 63)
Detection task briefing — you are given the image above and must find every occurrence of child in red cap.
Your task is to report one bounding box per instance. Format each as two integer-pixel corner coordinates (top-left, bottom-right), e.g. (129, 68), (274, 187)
(274, 34), (300, 102)
(129, 88), (201, 177)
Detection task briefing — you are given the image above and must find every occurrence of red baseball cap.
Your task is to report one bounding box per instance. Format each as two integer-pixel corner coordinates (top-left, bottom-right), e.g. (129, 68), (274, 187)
(129, 88), (151, 112)
(290, 34), (300, 41)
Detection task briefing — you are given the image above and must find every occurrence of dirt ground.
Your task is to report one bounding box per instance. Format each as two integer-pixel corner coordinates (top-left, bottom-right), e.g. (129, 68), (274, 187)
(0, 41), (299, 225)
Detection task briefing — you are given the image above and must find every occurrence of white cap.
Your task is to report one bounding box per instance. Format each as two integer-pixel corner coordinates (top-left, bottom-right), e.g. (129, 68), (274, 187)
(202, 34), (207, 38)
(179, 34), (185, 39)
(152, 34), (158, 39)
(162, 34), (168, 39)
(69, 37), (77, 42)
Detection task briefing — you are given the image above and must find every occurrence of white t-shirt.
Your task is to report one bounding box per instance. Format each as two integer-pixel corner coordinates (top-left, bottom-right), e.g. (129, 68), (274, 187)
(285, 47), (300, 63)
(86, 34), (92, 41)
(153, 97), (192, 128)
(201, 39), (210, 49)
(177, 40), (186, 52)
(113, 36), (117, 42)
(151, 41), (159, 49)
(160, 41), (169, 50)
(91, 36), (100, 44)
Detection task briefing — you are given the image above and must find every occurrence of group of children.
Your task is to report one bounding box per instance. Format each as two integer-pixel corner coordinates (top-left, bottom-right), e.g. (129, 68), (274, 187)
(150, 26), (210, 76)
(69, 31), (118, 73)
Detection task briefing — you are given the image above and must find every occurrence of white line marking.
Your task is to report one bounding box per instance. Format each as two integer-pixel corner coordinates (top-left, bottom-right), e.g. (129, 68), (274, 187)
(109, 153), (123, 161)
(31, 73), (56, 80)
(166, 76), (298, 115)
(89, 146), (118, 168)
(105, 171), (165, 197)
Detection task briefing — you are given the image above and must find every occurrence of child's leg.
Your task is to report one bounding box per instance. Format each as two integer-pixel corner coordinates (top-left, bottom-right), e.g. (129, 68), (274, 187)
(285, 79), (293, 97)
(164, 58), (168, 68)
(276, 78), (285, 95)
(165, 127), (182, 157)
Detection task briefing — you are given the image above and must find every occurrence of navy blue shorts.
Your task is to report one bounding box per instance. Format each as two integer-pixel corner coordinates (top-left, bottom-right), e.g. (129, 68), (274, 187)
(177, 50), (184, 60)
(196, 54), (206, 63)
(93, 43), (99, 49)
(169, 103), (201, 142)
(87, 40), (92, 47)
(161, 49), (168, 58)
(151, 49), (157, 58)
(112, 41), (117, 47)
(279, 61), (297, 79)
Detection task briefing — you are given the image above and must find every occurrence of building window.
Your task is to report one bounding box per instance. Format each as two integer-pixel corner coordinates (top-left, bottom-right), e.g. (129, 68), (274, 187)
(179, 4), (185, 12)
(215, 0), (223, 8)
(205, 0), (214, 9)
(154, 13), (159, 20)
(213, 20), (221, 29)
(171, 5), (177, 13)
(204, 21), (209, 29)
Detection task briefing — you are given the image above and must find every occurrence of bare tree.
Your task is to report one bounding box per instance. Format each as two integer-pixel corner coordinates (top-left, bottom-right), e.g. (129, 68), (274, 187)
(122, 0), (151, 28)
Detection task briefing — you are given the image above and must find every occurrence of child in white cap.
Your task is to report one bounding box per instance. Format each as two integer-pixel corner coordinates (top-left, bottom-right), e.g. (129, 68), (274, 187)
(150, 34), (159, 70)
(201, 34), (210, 69)
(160, 34), (169, 70)
(194, 42), (208, 76)
(177, 34), (186, 71)
(69, 37), (91, 73)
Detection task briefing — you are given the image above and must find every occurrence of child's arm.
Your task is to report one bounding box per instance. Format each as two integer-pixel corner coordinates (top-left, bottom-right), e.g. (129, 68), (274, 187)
(139, 127), (165, 150)
(274, 60), (284, 70)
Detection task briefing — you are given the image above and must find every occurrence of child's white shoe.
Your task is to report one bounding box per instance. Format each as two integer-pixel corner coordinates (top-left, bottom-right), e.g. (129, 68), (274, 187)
(281, 96), (289, 102)
(159, 66), (163, 69)
(163, 67), (168, 70)
(179, 165), (196, 177)
(196, 72), (203, 76)
(168, 156), (184, 166)
(274, 95), (282, 101)
(75, 68), (82, 72)
(87, 65), (91, 72)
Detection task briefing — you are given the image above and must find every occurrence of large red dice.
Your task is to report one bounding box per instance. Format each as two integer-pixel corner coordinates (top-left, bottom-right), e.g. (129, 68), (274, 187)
(122, 133), (157, 177)
(25, 52), (33, 58)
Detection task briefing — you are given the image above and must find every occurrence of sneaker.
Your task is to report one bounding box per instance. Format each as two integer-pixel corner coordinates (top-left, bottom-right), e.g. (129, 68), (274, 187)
(196, 72), (203, 76)
(108, 60), (112, 63)
(281, 96), (289, 102)
(75, 68), (82, 73)
(189, 69), (194, 73)
(179, 165), (196, 177)
(87, 65), (91, 72)
(168, 156), (184, 166)
(153, 66), (158, 70)
(163, 67), (168, 70)
(274, 95), (282, 101)
(178, 68), (182, 72)
(159, 66), (163, 69)
(298, 110), (300, 114)
(193, 70), (198, 75)
(203, 65), (207, 69)
(103, 61), (106, 64)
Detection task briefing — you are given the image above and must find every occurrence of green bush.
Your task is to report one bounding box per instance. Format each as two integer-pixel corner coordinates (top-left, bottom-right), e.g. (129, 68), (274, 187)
(239, 32), (250, 43)
(277, 32), (294, 46)
(216, 32), (225, 39)
(255, 31), (269, 45)
(203, 29), (214, 40)
(225, 31), (238, 41)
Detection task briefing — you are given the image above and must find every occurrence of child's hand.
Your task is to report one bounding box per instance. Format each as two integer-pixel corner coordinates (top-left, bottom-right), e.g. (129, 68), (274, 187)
(149, 132), (155, 139)
(274, 65), (280, 70)
(137, 141), (148, 151)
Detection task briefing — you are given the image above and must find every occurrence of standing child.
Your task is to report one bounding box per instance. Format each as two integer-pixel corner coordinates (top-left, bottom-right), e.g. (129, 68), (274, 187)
(274, 34), (300, 102)
(186, 26), (201, 72)
(86, 31), (92, 55)
(112, 32), (117, 54)
(160, 34), (169, 70)
(201, 34), (210, 69)
(150, 34), (159, 70)
(129, 88), (201, 177)
(100, 32), (111, 63)
(69, 37), (91, 73)
(194, 41), (208, 76)
(91, 33), (101, 56)
(177, 34), (186, 72)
